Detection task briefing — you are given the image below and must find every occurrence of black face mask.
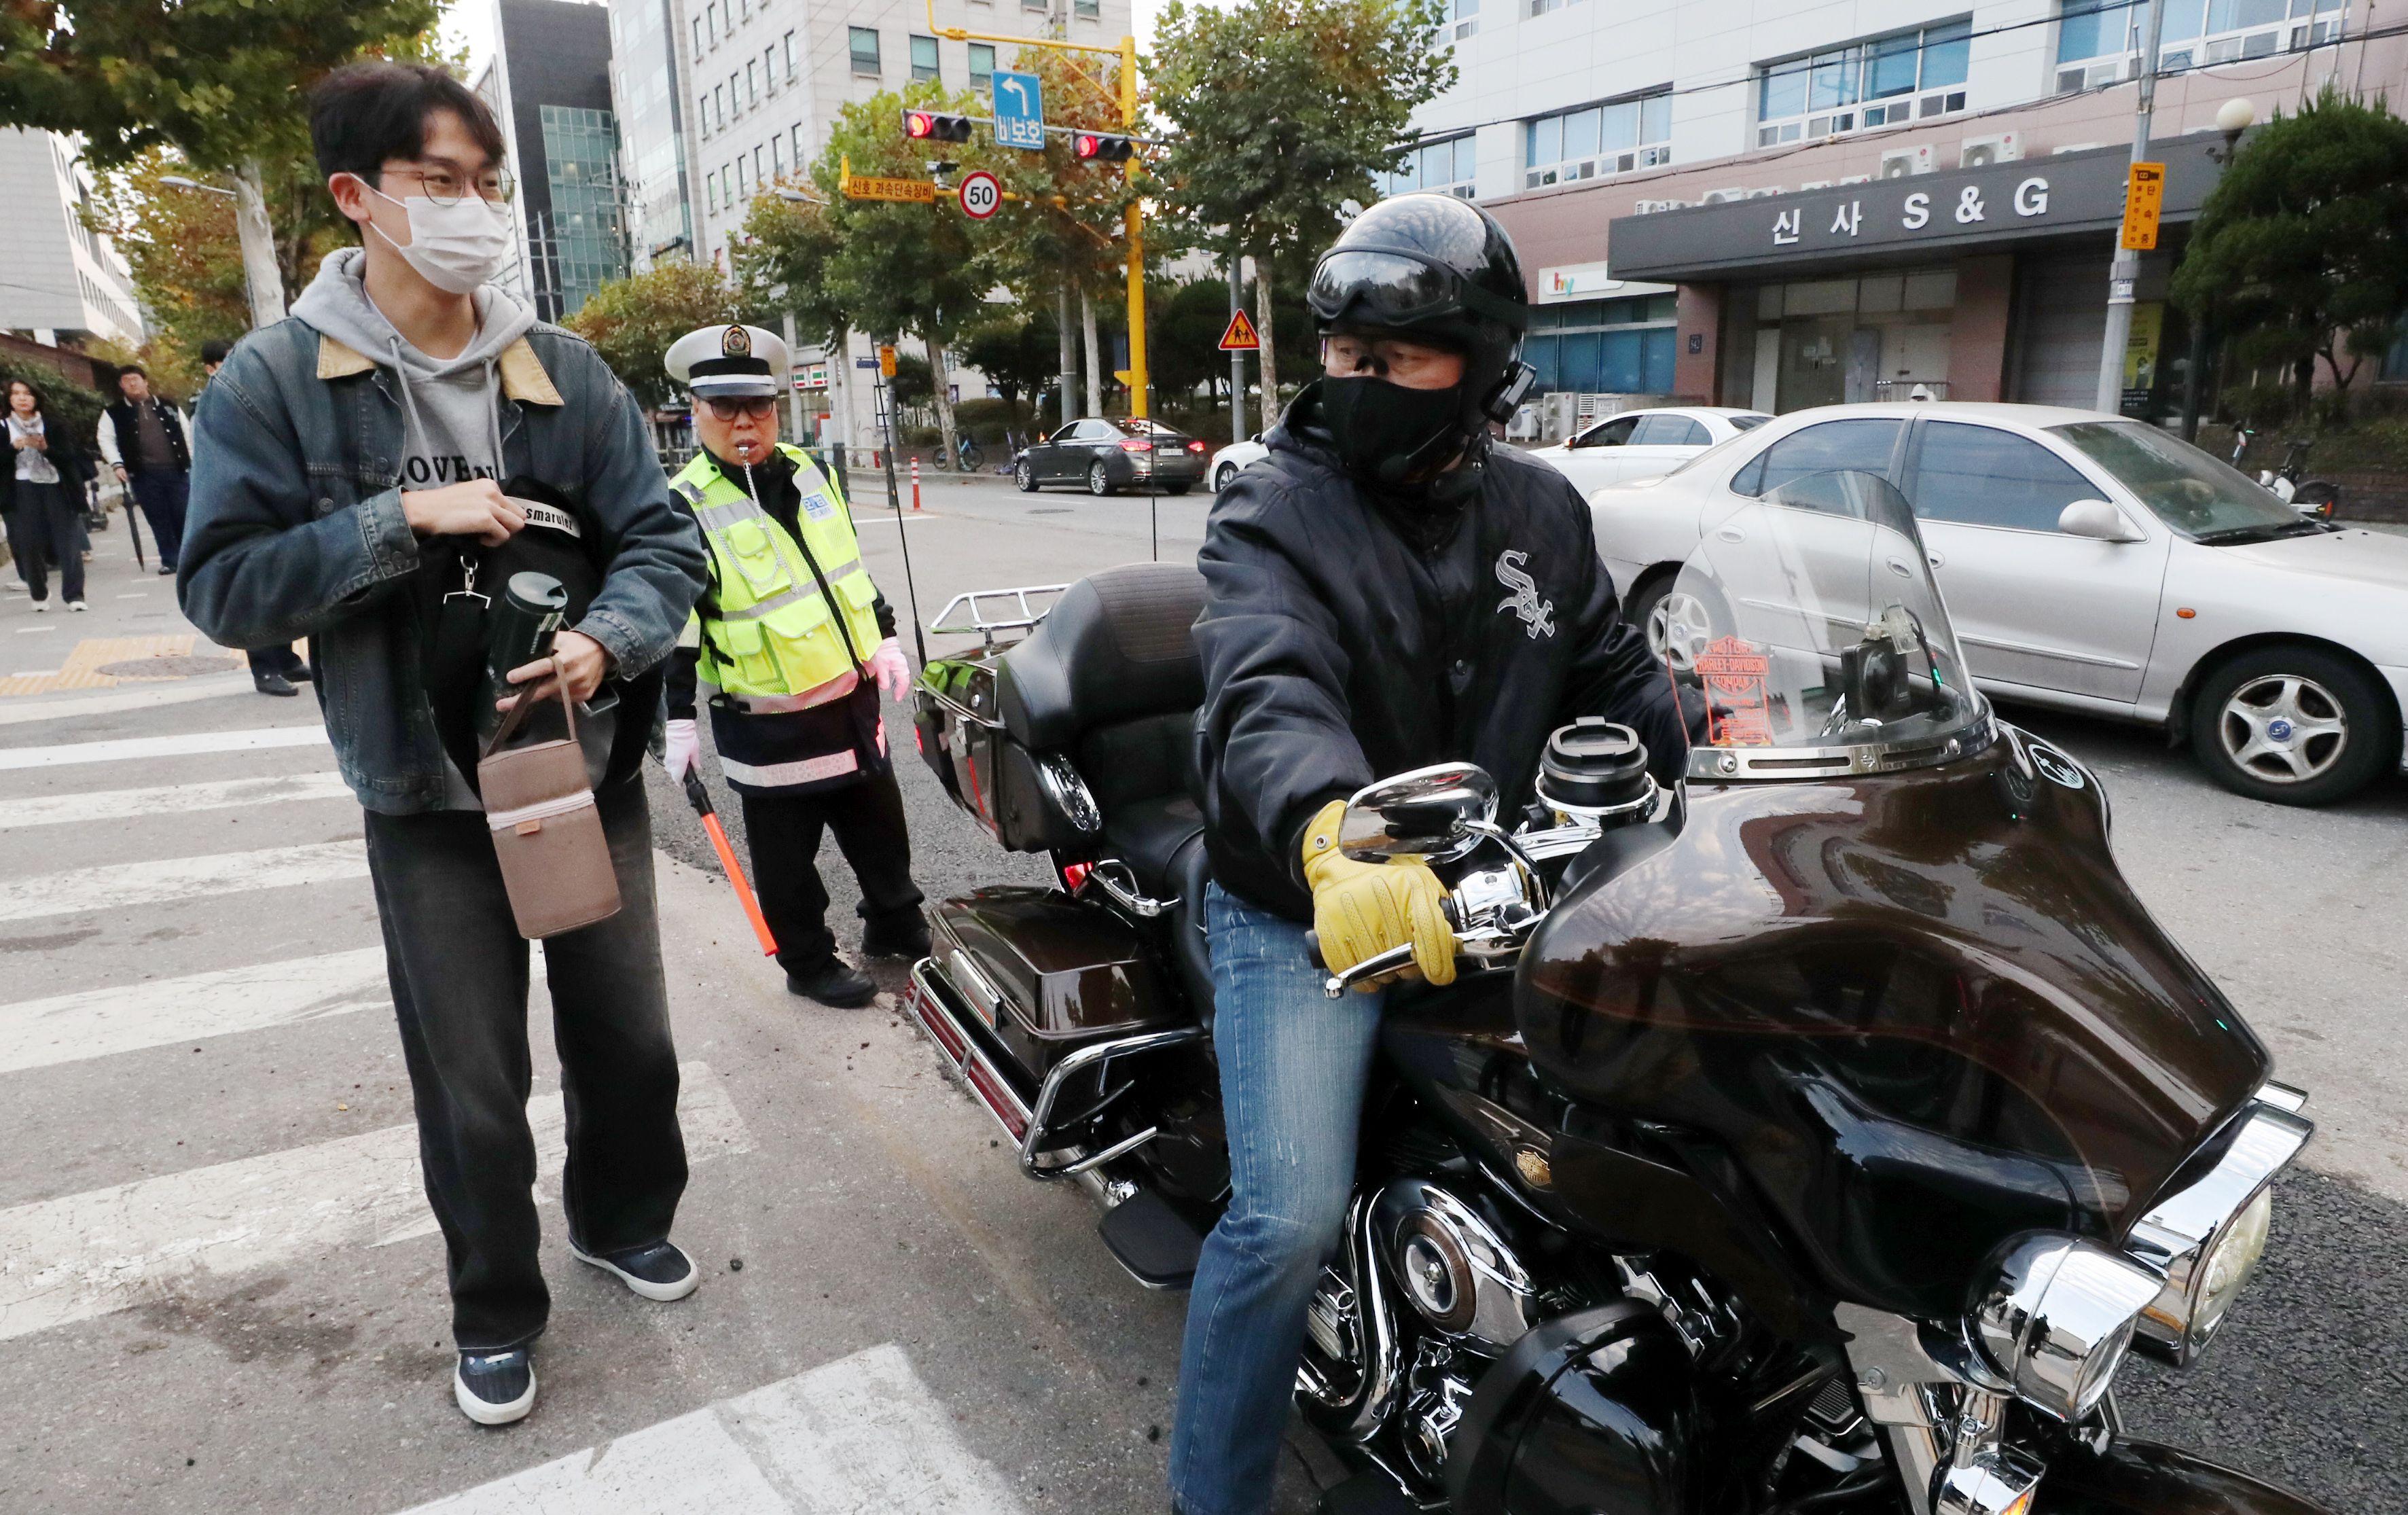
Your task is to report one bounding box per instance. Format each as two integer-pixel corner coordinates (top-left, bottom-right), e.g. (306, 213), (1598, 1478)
(1319, 376), (1469, 490)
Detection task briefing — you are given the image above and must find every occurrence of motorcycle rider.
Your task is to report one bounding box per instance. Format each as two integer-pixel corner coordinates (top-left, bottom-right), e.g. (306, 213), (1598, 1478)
(1171, 193), (1691, 1515)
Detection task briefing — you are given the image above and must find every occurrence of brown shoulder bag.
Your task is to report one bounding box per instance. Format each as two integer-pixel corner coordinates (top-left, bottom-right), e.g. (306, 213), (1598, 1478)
(478, 662), (622, 939)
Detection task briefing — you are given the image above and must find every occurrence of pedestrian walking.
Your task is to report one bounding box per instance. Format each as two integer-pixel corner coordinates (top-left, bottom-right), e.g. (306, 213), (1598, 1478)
(178, 60), (709, 1428)
(3, 378), (94, 613)
(96, 363), (192, 577)
(661, 323), (929, 1008)
(198, 338), (311, 696)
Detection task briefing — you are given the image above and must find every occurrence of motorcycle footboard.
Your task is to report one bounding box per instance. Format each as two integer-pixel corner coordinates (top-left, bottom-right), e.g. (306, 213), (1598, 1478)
(1094, 1188), (1202, 1291)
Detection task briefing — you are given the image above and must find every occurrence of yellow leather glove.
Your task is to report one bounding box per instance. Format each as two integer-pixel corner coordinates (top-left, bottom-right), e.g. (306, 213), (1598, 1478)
(1301, 800), (1456, 989)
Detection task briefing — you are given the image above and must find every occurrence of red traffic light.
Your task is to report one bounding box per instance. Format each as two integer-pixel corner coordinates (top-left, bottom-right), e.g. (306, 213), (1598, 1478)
(903, 110), (973, 143)
(1073, 132), (1136, 163)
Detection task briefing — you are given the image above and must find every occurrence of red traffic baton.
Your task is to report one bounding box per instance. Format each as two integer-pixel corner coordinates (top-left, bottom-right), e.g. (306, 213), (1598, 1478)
(683, 768), (778, 957)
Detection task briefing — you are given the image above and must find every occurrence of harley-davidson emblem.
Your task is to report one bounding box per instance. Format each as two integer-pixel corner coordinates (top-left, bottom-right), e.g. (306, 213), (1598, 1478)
(721, 324), (753, 358)
(1494, 550), (1556, 639)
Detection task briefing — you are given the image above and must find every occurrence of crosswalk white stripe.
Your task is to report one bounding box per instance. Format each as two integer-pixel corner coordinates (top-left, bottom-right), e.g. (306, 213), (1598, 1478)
(0, 724), (327, 771)
(0, 949), (557, 1076)
(394, 1342), (1026, 1515)
(0, 841), (367, 924)
(0, 770), (354, 831)
(0, 1060), (753, 1343)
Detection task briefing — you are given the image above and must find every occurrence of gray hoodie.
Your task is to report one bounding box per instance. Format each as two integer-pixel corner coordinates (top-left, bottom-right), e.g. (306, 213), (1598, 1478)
(290, 247), (536, 493)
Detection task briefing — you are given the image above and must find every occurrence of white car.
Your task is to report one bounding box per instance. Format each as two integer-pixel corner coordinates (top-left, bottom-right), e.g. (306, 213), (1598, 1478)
(1526, 406), (1772, 495)
(1209, 433), (1269, 492)
(1592, 401), (2408, 806)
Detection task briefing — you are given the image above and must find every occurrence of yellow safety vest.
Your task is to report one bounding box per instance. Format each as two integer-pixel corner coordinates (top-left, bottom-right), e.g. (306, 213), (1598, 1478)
(672, 444), (883, 711)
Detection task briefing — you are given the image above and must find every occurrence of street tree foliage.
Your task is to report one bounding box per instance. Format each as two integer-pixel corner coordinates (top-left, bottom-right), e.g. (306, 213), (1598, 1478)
(2171, 88), (2408, 408)
(0, 0), (439, 321)
(806, 81), (1011, 465)
(1149, 0), (1454, 407)
(565, 260), (744, 411)
(960, 312), (1064, 429)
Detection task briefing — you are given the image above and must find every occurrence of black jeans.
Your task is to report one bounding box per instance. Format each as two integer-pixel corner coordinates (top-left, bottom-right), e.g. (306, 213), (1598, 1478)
(363, 775), (688, 1351)
(10, 480), (84, 603)
(127, 467), (187, 569)
(741, 769), (924, 974)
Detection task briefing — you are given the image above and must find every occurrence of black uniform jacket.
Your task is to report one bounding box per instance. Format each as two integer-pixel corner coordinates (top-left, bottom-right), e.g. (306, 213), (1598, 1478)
(1194, 389), (1689, 922)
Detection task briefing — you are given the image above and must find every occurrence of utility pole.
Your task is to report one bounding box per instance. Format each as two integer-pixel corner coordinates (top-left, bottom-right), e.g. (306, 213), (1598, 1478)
(1228, 255), (1247, 444)
(2095, 0), (2168, 415)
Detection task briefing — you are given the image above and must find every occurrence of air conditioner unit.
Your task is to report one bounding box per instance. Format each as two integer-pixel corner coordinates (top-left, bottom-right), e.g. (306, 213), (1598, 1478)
(2052, 141), (2106, 155)
(1798, 179), (1832, 192)
(1879, 145), (1935, 179)
(1702, 186), (1751, 204)
(1837, 173), (1873, 185)
(1632, 198), (1693, 213)
(1960, 132), (2023, 168)
(1744, 186), (1783, 198)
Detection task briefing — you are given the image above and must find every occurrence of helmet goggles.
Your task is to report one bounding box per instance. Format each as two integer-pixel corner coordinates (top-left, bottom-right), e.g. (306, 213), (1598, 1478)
(1308, 245), (1528, 334)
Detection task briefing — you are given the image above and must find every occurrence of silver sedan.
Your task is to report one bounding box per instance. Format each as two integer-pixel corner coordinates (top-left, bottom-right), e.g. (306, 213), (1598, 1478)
(1592, 401), (2408, 806)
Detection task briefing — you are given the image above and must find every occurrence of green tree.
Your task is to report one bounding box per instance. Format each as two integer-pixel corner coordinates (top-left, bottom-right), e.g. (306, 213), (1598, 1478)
(808, 82), (1010, 467)
(960, 312), (1063, 429)
(1149, 0), (1453, 414)
(566, 260), (744, 410)
(734, 188), (860, 448)
(1, 0), (439, 327)
(1149, 276), (1244, 406)
(2171, 88), (2408, 411)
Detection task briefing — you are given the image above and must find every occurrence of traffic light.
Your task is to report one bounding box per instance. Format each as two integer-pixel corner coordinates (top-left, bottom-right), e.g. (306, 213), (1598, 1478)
(1073, 132), (1136, 163)
(903, 110), (974, 143)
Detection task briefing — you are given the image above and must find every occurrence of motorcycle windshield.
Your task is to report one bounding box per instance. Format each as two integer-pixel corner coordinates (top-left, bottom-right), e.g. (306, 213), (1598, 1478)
(1666, 473), (1992, 780)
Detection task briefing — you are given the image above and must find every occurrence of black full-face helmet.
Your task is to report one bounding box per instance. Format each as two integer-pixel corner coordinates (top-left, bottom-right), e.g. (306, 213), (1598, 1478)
(1308, 192), (1535, 427)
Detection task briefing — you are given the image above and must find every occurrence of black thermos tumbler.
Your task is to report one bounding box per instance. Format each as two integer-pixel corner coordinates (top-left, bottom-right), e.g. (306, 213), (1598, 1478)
(478, 571), (570, 744)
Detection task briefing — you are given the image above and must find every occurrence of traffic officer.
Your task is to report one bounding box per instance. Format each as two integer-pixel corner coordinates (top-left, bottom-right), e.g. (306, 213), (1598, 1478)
(662, 323), (928, 1008)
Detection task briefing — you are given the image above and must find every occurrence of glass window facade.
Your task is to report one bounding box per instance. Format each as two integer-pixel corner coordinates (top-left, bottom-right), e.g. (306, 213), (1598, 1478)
(2055, 0), (2344, 90)
(613, 0), (692, 265)
(850, 26), (881, 75)
(1382, 135), (1477, 198)
(1524, 294), (1678, 395)
(1076, 0), (1100, 16)
(912, 34), (941, 82)
(969, 42), (996, 92)
(1756, 20), (1970, 145)
(1525, 94), (1670, 190)
(536, 104), (628, 321)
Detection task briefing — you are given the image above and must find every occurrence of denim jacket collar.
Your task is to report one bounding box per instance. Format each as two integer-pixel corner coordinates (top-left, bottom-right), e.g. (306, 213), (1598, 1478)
(313, 332), (564, 408)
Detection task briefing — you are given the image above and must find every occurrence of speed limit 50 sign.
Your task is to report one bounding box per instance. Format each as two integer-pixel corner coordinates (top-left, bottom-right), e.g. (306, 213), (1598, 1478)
(958, 171), (1002, 220)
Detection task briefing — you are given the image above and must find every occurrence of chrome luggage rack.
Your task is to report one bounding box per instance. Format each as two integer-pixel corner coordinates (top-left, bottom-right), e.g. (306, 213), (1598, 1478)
(930, 584), (1069, 648)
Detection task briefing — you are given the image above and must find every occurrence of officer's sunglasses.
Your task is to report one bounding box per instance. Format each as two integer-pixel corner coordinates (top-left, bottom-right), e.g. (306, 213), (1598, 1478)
(701, 397), (779, 421)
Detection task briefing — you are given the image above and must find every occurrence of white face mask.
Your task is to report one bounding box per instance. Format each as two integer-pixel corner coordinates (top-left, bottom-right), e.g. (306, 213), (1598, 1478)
(365, 181), (514, 294)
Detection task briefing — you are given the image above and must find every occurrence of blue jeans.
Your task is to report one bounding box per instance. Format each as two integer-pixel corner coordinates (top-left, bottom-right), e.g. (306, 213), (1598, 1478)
(128, 468), (187, 569)
(1170, 883), (1386, 1515)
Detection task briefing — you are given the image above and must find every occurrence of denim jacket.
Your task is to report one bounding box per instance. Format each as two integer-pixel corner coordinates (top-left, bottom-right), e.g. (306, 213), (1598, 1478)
(179, 317), (708, 814)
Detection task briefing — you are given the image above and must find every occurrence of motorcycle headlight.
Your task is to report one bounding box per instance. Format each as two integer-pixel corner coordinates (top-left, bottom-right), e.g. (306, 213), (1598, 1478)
(2125, 1097), (2309, 1366)
(1972, 1234), (2164, 1421)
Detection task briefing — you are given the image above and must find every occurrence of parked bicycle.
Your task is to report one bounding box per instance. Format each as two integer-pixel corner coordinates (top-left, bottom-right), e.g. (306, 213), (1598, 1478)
(933, 433), (986, 472)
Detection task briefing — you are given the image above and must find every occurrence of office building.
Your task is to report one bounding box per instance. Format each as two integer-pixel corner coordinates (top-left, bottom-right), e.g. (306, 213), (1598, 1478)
(0, 128), (145, 350)
(1386, 1), (2407, 424)
(478, 0), (630, 322)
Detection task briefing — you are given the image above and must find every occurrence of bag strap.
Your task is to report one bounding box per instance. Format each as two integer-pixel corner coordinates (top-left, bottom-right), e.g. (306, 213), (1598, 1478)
(481, 656), (575, 760)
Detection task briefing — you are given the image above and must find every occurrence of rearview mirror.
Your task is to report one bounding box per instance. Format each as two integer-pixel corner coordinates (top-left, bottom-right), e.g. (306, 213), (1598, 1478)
(1339, 763), (1498, 866)
(2057, 499), (2142, 542)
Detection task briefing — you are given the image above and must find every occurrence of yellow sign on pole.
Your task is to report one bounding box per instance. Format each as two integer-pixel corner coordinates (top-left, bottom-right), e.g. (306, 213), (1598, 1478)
(2120, 162), (2166, 251)
(848, 175), (937, 204)
(877, 345), (899, 378)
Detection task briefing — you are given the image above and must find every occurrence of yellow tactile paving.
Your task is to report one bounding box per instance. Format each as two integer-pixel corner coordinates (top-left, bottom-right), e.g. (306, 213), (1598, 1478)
(0, 635), (244, 698)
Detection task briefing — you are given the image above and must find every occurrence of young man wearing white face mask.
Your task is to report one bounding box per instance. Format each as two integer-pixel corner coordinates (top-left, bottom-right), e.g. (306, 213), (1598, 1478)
(179, 63), (710, 1427)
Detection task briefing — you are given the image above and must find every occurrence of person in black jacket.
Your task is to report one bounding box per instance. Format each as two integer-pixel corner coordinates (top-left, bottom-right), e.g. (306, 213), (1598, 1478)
(4, 378), (96, 611)
(1168, 194), (1690, 1515)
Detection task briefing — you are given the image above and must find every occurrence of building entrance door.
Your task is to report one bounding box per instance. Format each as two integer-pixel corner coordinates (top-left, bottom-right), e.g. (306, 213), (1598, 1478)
(1778, 317), (1850, 409)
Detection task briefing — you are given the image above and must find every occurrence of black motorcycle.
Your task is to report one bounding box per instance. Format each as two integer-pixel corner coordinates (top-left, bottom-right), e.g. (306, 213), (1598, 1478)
(904, 474), (2329, 1515)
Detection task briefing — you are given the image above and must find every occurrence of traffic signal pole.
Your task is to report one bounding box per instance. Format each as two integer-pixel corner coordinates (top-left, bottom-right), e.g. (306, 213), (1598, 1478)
(924, 3), (1151, 416)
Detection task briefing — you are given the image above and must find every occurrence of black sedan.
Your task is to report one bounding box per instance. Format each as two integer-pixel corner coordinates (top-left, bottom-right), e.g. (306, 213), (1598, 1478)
(1013, 417), (1209, 496)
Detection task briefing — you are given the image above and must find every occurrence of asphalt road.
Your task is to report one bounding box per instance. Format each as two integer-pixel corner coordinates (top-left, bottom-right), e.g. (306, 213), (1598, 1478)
(1, 476), (2398, 1513)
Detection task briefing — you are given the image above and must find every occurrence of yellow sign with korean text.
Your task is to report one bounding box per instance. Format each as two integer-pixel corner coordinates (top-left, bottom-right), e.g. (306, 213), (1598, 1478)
(2119, 162), (2166, 251)
(847, 175), (937, 204)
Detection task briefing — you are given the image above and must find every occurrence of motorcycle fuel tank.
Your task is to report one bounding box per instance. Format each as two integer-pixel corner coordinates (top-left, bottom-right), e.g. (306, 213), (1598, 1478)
(1517, 729), (2271, 1321)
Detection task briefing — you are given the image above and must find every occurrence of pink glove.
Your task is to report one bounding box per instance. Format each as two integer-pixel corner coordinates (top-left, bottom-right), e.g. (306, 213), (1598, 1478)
(869, 637), (914, 702)
(663, 717), (700, 781)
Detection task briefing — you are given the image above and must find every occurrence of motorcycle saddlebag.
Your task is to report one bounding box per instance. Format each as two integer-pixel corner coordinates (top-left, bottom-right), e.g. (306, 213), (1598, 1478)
(931, 887), (1190, 1080)
(913, 658), (1098, 854)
